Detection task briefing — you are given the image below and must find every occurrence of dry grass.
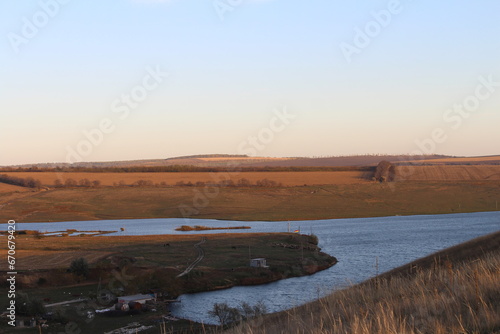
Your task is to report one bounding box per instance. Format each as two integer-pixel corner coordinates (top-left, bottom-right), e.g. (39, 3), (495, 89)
(0, 183), (31, 193)
(1, 181), (499, 223)
(226, 232), (500, 334)
(393, 165), (500, 181)
(3, 171), (369, 187)
(13, 250), (112, 270)
(402, 155), (500, 165)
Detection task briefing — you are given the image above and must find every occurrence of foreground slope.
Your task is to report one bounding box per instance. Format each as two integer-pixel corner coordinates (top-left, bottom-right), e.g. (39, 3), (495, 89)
(228, 231), (500, 334)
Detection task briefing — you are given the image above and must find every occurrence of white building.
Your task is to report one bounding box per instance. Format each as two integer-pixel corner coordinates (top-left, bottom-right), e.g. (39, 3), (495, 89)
(250, 258), (269, 268)
(118, 294), (155, 305)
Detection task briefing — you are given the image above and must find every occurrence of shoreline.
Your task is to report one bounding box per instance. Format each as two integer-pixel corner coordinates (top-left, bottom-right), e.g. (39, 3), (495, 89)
(5, 209), (500, 225)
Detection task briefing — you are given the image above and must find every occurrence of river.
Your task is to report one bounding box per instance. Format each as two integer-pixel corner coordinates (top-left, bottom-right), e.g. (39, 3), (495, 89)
(8, 211), (500, 324)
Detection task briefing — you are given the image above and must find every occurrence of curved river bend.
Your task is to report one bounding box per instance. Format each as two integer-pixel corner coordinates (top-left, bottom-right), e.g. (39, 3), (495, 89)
(11, 211), (500, 324)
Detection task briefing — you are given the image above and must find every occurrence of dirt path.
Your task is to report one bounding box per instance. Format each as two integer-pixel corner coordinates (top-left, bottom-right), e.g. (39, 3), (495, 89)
(177, 237), (206, 277)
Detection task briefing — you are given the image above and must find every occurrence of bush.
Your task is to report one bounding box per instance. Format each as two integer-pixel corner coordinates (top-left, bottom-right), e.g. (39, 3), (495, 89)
(68, 258), (89, 278)
(33, 231), (44, 239)
(309, 234), (319, 245)
(374, 160), (395, 182)
(16, 292), (46, 316)
(64, 178), (77, 187)
(209, 302), (267, 326)
(209, 303), (241, 326)
(79, 178), (92, 187)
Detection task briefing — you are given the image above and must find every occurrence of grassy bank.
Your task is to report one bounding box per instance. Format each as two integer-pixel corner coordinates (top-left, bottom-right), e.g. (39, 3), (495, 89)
(0, 233), (335, 291)
(1, 181), (499, 223)
(0, 233), (336, 333)
(227, 231), (500, 334)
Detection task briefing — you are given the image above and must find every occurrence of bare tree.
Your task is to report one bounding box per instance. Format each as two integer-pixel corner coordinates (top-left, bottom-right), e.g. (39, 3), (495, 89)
(64, 178), (77, 187)
(79, 179), (91, 187)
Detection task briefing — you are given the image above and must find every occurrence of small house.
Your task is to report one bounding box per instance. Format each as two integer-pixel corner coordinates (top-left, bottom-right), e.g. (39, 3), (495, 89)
(250, 258), (269, 268)
(118, 294), (155, 305)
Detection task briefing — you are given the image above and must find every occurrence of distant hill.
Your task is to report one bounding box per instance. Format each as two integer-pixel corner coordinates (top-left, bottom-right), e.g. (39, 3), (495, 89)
(245, 154), (452, 167)
(5, 154), (454, 169)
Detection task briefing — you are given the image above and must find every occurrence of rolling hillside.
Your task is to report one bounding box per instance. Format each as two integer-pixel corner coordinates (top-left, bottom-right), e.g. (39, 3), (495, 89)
(393, 165), (500, 181)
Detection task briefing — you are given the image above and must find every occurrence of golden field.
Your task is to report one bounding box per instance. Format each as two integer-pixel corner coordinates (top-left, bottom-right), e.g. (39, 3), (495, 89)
(1, 181), (499, 223)
(393, 165), (500, 181)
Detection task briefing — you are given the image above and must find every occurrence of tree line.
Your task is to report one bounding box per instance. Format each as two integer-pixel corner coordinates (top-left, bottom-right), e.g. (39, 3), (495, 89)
(110, 178), (284, 188)
(0, 165), (374, 173)
(54, 179), (101, 188)
(0, 174), (42, 188)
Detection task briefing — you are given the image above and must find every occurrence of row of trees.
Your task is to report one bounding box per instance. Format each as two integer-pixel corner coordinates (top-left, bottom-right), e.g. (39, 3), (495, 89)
(0, 165), (374, 173)
(54, 179), (101, 188)
(122, 178), (284, 188)
(175, 178), (285, 187)
(0, 174), (42, 188)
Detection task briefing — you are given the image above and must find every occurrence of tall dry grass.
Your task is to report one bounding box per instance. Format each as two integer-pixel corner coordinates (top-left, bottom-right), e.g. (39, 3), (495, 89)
(227, 249), (500, 334)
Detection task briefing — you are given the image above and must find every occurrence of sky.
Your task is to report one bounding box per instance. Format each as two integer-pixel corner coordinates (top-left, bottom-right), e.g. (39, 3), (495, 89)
(1, 0), (499, 165)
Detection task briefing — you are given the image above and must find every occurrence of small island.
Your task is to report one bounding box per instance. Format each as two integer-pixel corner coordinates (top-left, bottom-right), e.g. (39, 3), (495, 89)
(175, 225), (251, 231)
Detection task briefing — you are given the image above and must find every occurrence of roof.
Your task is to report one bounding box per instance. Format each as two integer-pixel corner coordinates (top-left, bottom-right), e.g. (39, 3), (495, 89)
(118, 294), (154, 302)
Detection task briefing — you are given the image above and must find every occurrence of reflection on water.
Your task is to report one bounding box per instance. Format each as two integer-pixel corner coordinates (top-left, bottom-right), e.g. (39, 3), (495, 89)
(9, 211), (500, 324)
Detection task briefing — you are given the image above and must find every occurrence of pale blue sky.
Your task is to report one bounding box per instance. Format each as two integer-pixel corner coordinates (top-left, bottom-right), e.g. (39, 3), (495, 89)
(1, 0), (499, 165)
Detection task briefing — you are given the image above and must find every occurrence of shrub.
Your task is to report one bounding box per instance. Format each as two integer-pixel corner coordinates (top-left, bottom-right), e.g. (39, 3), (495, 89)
(79, 178), (91, 187)
(68, 258), (89, 278)
(64, 178), (77, 187)
(209, 302), (267, 326)
(16, 292), (46, 316)
(33, 231), (44, 239)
